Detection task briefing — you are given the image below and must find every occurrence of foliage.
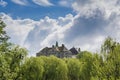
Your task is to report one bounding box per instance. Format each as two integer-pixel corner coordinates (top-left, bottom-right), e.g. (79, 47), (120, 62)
(41, 56), (68, 80)
(77, 51), (94, 80)
(66, 58), (81, 80)
(0, 18), (9, 43)
(21, 57), (44, 80)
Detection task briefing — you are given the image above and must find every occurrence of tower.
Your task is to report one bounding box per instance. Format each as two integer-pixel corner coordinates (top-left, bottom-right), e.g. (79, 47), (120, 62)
(56, 41), (58, 47)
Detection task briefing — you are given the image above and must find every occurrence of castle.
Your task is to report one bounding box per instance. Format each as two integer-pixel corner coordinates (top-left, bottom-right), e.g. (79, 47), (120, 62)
(36, 42), (80, 58)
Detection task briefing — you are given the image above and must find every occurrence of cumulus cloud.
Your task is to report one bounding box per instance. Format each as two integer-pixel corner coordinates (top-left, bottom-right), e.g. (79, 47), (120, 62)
(32, 0), (53, 6)
(0, 0), (7, 7)
(24, 14), (74, 55)
(62, 0), (120, 52)
(0, 12), (74, 56)
(72, 0), (120, 19)
(0, 13), (34, 47)
(11, 0), (28, 6)
(57, 0), (120, 52)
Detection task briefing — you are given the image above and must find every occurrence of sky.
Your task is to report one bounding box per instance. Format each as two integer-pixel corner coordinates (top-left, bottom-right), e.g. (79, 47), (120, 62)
(0, 0), (120, 56)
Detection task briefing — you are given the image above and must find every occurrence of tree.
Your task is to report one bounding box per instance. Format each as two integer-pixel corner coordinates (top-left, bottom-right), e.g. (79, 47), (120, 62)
(66, 58), (81, 80)
(92, 53), (104, 80)
(112, 44), (120, 80)
(41, 56), (68, 80)
(104, 43), (120, 80)
(0, 45), (27, 80)
(0, 18), (27, 80)
(21, 57), (44, 80)
(100, 37), (120, 80)
(0, 18), (9, 43)
(101, 37), (116, 55)
(77, 51), (94, 80)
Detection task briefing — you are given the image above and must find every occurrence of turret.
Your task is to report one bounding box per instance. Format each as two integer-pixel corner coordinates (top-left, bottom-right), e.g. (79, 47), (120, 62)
(56, 41), (58, 47)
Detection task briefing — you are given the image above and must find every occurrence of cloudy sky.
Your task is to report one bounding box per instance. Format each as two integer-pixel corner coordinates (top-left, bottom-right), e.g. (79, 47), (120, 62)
(0, 0), (120, 56)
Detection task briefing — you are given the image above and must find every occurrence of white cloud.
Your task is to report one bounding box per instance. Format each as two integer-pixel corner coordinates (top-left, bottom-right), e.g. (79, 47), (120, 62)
(72, 0), (120, 19)
(40, 14), (74, 47)
(0, 0), (7, 7)
(11, 0), (28, 6)
(59, 0), (70, 7)
(58, 0), (74, 7)
(24, 14), (74, 55)
(0, 13), (34, 47)
(59, 1), (67, 6)
(59, 0), (120, 53)
(11, 0), (53, 6)
(32, 0), (53, 6)
(105, 14), (120, 42)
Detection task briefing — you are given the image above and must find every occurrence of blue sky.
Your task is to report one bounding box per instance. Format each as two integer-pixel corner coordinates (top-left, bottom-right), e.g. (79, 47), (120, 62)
(0, 0), (75, 20)
(0, 0), (120, 56)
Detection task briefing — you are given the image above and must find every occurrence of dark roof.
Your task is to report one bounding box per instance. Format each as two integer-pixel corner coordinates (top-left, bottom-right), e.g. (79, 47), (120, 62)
(37, 44), (69, 54)
(57, 45), (68, 51)
(36, 43), (78, 57)
(69, 47), (78, 55)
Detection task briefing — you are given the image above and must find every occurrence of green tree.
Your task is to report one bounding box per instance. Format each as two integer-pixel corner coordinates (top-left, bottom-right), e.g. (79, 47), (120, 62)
(66, 58), (81, 80)
(100, 37), (120, 80)
(21, 57), (44, 80)
(0, 18), (9, 43)
(77, 51), (94, 80)
(92, 53), (104, 80)
(103, 43), (120, 80)
(0, 45), (27, 80)
(0, 18), (27, 80)
(101, 37), (116, 57)
(41, 56), (68, 80)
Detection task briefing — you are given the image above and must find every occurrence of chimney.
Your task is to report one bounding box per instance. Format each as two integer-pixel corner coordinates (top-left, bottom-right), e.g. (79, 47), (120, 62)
(62, 44), (64, 48)
(52, 45), (54, 48)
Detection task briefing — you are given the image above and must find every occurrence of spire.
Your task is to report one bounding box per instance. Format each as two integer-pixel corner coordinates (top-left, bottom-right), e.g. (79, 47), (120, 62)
(56, 41), (58, 47)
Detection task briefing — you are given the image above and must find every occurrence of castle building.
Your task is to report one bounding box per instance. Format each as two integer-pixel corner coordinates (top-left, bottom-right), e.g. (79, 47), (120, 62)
(36, 42), (80, 58)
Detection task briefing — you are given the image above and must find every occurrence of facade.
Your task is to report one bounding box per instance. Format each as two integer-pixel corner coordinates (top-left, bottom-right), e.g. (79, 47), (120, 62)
(36, 42), (80, 58)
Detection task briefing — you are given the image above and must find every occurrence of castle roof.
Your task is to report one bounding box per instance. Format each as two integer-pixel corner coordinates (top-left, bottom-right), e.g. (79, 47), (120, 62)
(36, 42), (79, 58)
(69, 47), (78, 55)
